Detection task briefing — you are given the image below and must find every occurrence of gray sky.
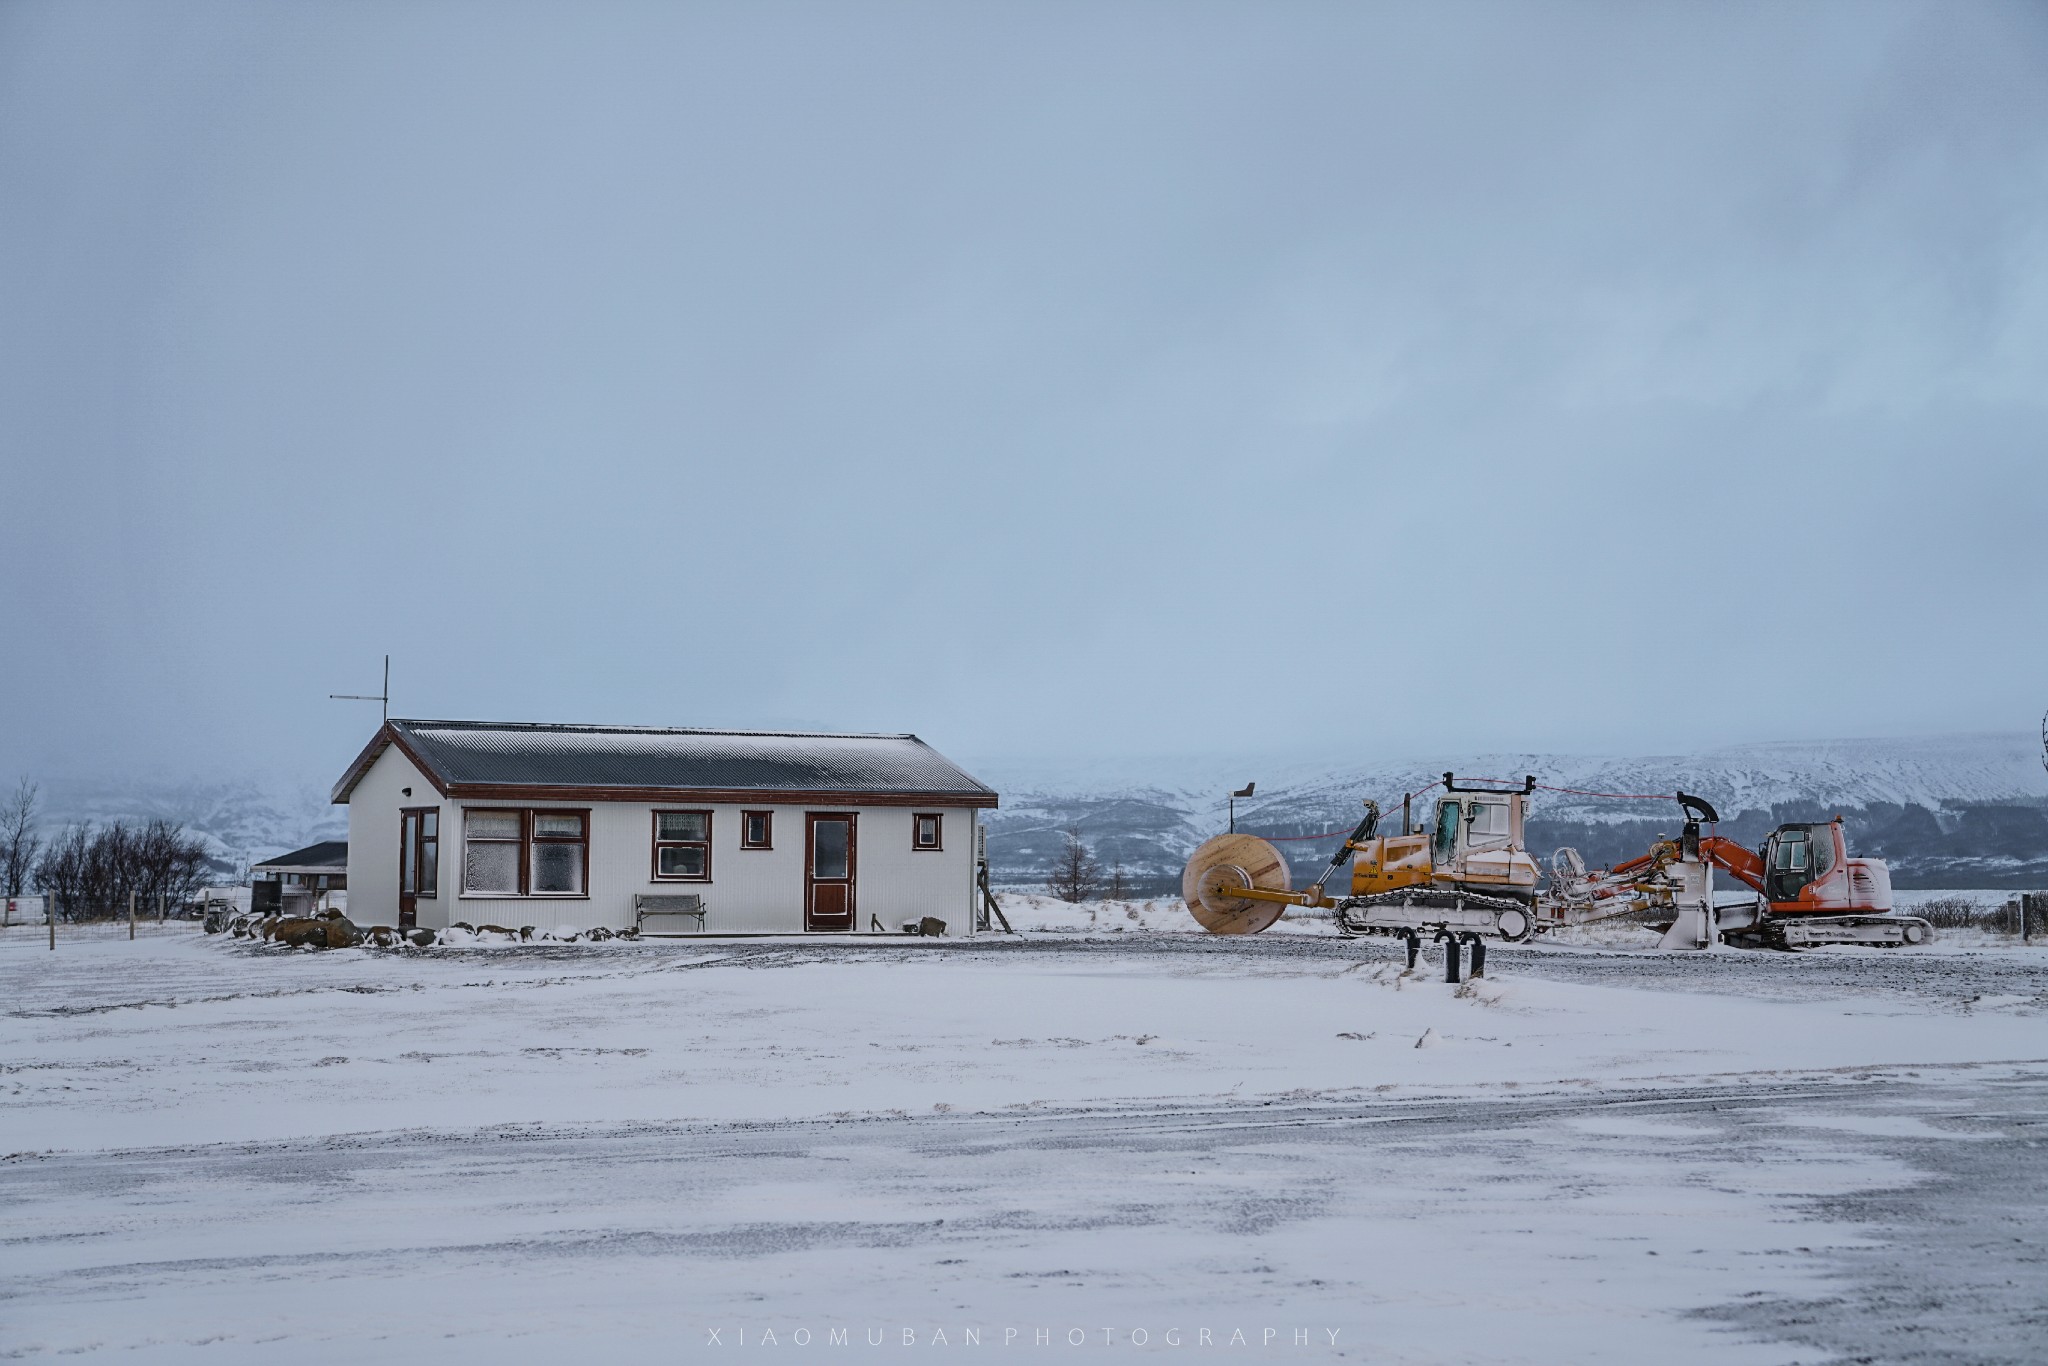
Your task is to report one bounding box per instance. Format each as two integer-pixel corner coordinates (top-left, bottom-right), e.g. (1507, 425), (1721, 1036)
(3, 0), (2045, 788)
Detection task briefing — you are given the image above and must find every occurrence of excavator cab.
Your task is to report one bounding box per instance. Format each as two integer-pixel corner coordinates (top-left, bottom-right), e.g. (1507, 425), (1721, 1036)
(1760, 823), (1837, 904)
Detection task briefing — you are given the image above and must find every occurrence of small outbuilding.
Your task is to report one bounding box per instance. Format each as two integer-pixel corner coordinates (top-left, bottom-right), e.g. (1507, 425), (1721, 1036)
(331, 719), (999, 936)
(251, 840), (349, 918)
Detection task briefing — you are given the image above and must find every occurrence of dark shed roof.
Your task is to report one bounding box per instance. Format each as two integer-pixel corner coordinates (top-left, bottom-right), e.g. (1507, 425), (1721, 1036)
(333, 720), (999, 808)
(253, 840), (349, 874)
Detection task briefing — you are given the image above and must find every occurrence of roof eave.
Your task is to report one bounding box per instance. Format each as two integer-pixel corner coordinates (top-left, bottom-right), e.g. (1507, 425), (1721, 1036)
(330, 721), (453, 804)
(439, 781), (999, 809)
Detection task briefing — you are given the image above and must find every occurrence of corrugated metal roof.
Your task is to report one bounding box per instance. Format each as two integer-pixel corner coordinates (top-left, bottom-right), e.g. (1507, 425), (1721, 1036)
(377, 719), (997, 799)
(253, 840), (349, 872)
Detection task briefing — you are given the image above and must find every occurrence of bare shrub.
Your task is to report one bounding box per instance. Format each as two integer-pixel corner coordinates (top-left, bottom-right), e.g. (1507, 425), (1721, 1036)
(1912, 895), (1989, 930)
(1046, 827), (1100, 904)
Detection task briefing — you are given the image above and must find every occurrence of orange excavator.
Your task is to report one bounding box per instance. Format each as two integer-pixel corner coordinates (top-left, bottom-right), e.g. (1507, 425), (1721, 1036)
(1548, 794), (1932, 949)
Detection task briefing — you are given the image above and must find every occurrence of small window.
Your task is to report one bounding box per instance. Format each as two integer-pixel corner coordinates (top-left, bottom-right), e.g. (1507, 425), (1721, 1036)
(1468, 802), (1509, 838)
(530, 812), (586, 895)
(465, 809), (524, 894)
(912, 812), (943, 851)
(741, 811), (773, 850)
(654, 810), (712, 881)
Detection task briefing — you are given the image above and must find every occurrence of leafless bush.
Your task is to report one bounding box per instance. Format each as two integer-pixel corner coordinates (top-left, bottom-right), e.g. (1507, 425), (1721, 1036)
(1046, 827), (1100, 903)
(1, 778), (39, 898)
(1911, 894), (2046, 936)
(33, 819), (210, 920)
(1912, 895), (1990, 930)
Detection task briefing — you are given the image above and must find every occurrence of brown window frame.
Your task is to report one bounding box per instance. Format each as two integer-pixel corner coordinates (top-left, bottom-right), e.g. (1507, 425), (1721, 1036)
(912, 812), (943, 851)
(462, 807), (590, 899)
(651, 809), (714, 882)
(740, 810), (774, 850)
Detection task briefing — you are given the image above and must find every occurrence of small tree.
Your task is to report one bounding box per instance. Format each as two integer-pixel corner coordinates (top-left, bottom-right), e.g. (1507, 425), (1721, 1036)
(1105, 861), (1130, 900)
(1047, 826), (1100, 903)
(1, 778), (39, 898)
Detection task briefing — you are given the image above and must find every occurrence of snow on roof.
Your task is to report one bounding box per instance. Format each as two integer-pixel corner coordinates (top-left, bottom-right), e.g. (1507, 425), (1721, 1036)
(333, 719), (998, 807)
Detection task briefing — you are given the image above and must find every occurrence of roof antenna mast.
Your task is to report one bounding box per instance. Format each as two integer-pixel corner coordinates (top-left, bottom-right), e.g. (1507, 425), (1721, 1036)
(330, 654), (390, 723)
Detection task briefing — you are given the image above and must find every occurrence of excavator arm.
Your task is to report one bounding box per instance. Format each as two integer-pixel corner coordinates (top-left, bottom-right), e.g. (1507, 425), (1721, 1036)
(1695, 836), (1765, 894)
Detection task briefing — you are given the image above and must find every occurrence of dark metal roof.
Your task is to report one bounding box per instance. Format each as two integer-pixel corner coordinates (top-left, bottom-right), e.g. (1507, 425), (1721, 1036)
(334, 719), (998, 805)
(253, 840), (348, 873)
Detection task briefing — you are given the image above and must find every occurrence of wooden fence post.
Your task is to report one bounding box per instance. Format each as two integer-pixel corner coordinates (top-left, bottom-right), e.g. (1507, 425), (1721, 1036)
(129, 889), (136, 940)
(48, 891), (55, 951)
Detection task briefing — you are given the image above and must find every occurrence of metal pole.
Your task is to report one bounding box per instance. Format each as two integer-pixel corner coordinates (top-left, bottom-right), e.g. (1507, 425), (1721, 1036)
(129, 889), (136, 940)
(1442, 933), (1462, 984)
(1468, 935), (1487, 978)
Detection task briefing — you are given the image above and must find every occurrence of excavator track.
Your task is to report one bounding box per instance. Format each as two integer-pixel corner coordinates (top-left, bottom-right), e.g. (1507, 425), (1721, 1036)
(1736, 914), (1936, 951)
(1334, 889), (1538, 942)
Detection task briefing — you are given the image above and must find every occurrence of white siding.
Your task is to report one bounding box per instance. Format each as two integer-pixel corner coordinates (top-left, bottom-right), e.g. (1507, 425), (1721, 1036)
(345, 759), (982, 935)
(343, 745), (446, 928)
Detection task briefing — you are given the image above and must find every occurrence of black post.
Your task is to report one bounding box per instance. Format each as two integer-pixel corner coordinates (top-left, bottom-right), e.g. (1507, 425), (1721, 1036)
(1468, 935), (1487, 978)
(1405, 933), (1420, 970)
(1443, 934), (1462, 984)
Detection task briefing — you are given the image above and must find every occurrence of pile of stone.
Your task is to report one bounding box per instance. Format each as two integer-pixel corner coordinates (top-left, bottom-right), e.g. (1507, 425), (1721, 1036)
(212, 908), (434, 949)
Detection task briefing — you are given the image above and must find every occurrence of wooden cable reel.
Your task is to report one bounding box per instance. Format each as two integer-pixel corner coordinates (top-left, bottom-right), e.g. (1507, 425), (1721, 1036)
(1181, 833), (1292, 934)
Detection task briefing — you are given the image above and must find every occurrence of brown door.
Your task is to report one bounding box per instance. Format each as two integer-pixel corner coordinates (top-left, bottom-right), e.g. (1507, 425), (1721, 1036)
(805, 813), (857, 931)
(398, 808), (437, 929)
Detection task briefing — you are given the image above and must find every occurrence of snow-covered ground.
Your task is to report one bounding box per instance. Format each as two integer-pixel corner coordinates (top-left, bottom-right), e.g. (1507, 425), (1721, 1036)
(3, 915), (2044, 1364)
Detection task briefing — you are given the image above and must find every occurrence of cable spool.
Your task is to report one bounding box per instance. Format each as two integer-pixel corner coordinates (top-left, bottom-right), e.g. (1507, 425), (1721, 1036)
(1181, 833), (1293, 935)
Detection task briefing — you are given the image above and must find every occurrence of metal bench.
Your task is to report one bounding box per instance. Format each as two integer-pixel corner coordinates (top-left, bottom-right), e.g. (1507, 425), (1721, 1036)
(635, 893), (707, 935)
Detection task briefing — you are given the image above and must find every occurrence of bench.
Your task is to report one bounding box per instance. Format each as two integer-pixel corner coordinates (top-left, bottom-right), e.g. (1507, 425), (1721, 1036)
(635, 893), (707, 935)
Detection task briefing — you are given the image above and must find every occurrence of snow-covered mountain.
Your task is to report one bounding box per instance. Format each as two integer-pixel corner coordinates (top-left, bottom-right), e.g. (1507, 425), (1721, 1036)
(27, 775), (345, 877)
(17, 731), (2047, 890)
(978, 731), (2048, 892)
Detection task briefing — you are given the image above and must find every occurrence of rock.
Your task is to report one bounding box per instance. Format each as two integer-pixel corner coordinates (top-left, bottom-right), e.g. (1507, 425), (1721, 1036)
(322, 918), (363, 949)
(271, 917), (327, 948)
(408, 929), (435, 947)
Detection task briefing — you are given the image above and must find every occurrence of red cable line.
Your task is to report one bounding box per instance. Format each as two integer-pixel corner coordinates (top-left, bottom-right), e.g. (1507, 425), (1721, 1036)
(1242, 778), (1681, 840)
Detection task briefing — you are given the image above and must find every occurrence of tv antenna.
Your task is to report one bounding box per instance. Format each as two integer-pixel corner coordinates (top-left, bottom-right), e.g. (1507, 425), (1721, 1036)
(331, 655), (390, 723)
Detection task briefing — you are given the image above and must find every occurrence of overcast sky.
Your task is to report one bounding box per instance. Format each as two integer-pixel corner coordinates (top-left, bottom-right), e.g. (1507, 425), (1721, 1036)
(2, 0), (2045, 788)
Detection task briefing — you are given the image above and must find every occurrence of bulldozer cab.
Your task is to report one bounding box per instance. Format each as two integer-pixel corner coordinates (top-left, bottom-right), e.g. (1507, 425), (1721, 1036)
(1431, 793), (1522, 868)
(1761, 822), (1836, 903)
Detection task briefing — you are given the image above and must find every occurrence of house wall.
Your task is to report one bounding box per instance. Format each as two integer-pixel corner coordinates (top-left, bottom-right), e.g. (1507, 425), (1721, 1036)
(343, 744), (439, 927)
(447, 801), (978, 935)
(344, 748), (980, 935)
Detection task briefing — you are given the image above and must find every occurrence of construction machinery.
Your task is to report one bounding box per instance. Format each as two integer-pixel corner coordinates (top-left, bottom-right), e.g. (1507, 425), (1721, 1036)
(1181, 774), (1933, 951)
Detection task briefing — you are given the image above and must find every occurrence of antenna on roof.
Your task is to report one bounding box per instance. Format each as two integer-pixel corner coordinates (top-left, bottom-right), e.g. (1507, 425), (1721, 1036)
(330, 654), (390, 723)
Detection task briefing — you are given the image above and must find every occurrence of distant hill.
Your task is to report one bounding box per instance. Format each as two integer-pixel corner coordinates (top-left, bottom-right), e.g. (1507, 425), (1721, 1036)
(977, 732), (2048, 893)
(27, 775), (344, 880)
(20, 731), (2048, 892)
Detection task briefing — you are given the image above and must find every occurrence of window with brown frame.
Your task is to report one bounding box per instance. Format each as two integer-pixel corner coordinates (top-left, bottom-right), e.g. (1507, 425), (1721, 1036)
(740, 810), (773, 850)
(912, 812), (943, 851)
(462, 808), (588, 897)
(653, 810), (712, 881)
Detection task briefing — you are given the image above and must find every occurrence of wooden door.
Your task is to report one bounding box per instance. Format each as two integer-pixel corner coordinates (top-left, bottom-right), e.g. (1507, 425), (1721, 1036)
(398, 808), (436, 929)
(805, 813), (857, 931)
(398, 811), (420, 928)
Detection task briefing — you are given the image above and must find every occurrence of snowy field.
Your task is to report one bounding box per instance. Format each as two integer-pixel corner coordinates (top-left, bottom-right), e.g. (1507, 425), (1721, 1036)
(3, 915), (2045, 1364)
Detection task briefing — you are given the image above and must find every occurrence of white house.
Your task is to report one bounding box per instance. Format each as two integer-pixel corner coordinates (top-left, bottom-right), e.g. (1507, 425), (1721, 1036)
(332, 719), (999, 936)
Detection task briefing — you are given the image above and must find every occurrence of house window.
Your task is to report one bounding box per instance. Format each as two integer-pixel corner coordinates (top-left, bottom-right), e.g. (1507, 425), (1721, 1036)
(531, 812), (587, 895)
(741, 811), (773, 850)
(653, 811), (712, 881)
(463, 809), (587, 897)
(913, 812), (943, 851)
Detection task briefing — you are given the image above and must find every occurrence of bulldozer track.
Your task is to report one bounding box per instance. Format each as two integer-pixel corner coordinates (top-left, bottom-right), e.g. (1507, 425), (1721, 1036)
(1333, 888), (1536, 941)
